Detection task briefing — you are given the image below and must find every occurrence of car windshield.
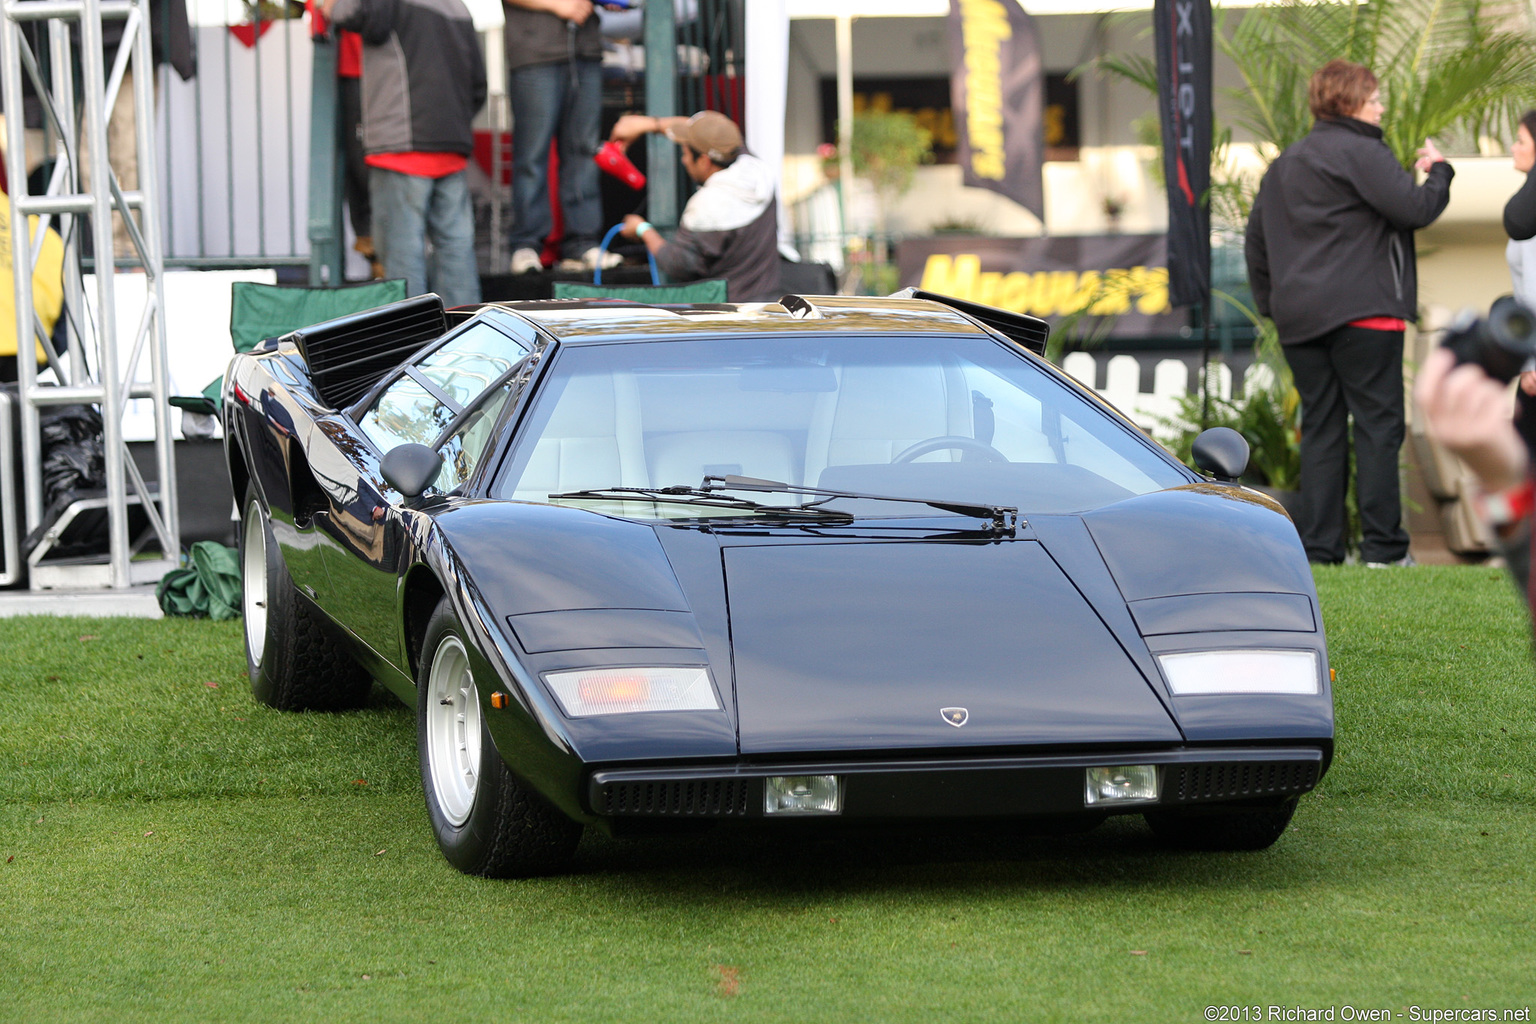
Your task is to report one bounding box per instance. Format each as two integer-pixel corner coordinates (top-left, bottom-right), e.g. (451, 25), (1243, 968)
(493, 333), (1189, 518)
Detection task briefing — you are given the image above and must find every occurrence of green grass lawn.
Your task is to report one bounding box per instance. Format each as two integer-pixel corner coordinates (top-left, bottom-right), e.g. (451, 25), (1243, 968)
(2, 567), (1534, 1023)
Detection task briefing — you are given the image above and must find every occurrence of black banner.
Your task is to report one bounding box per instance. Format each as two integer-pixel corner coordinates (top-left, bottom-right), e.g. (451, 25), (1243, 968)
(947, 0), (1044, 219)
(1153, 0), (1212, 309)
(897, 234), (1185, 339)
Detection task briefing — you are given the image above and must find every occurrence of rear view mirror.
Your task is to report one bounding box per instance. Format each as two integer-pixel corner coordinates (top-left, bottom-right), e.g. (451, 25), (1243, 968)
(1191, 427), (1249, 483)
(381, 443), (443, 500)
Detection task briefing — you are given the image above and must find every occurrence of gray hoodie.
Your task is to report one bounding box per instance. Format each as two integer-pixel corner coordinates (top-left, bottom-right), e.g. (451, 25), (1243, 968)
(657, 153), (781, 303)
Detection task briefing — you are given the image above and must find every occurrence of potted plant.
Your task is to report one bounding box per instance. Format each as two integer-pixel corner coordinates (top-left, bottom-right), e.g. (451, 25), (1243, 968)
(846, 110), (933, 268)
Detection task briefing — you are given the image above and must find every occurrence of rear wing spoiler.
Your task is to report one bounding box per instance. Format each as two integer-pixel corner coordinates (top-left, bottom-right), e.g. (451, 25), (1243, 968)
(898, 289), (1050, 356)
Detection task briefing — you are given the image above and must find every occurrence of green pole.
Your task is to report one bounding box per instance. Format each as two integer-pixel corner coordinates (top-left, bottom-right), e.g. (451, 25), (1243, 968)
(307, 35), (343, 287)
(644, 0), (677, 234)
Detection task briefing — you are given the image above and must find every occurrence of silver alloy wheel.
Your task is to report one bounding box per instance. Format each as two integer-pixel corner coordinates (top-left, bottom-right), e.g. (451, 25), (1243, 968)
(426, 635), (481, 827)
(242, 506), (268, 665)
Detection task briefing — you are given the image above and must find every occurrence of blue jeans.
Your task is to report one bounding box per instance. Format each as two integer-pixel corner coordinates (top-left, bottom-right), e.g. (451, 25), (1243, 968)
(507, 60), (604, 258)
(369, 167), (481, 307)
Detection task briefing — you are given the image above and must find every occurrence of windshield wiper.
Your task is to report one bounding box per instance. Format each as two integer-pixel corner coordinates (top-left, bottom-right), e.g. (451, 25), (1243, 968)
(546, 484), (856, 523)
(702, 475), (1019, 534)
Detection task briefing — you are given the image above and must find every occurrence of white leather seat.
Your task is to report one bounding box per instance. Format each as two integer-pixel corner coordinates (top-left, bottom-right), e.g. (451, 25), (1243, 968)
(512, 371), (648, 500)
(803, 358), (973, 486)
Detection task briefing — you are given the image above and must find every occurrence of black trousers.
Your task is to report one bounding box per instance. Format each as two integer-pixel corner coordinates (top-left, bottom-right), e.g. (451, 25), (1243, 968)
(1516, 387), (1536, 459)
(339, 76), (371, 240)
(1283, 325), (1410, 564)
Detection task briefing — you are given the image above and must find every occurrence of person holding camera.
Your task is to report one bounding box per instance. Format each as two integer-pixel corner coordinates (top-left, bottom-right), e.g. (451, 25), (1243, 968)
(1245, 59), (1453, 566)
(1415, 346), (1533, 611)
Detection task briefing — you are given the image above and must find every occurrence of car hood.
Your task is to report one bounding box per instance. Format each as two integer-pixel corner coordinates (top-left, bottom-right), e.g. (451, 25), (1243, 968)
(720, 537), (1182, 755)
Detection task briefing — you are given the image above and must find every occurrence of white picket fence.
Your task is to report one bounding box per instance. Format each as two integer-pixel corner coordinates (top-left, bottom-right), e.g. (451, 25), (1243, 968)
(1059, 352), (1275, 439)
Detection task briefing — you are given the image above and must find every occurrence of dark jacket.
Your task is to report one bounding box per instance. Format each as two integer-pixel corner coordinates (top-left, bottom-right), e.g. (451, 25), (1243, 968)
(1245, 117), (1453, 344)
(1505, 168), (1536, 241)
(502, 5), (603, 71)
(103, 0), (196, 81)
(330, 0), (486, 157)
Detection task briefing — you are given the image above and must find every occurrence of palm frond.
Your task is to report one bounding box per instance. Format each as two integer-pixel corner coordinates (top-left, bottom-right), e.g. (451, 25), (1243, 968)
(1078, 51), (1159, 94)
(1218, 0), (1536, 168)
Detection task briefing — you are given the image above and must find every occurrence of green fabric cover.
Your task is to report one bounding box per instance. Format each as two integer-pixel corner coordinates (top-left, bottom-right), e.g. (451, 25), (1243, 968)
(156, 542), (242, 620)
(551, 280), (729, 304)
(229, 278), (408, 353)
(168, 377), (223, 416)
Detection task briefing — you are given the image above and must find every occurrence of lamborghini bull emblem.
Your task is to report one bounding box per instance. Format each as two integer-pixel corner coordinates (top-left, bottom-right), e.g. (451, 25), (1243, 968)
(941, 707), (969, 727)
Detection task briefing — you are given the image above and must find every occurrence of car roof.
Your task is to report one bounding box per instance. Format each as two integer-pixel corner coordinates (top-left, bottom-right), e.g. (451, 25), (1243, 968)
(468, 294), (1001, 345)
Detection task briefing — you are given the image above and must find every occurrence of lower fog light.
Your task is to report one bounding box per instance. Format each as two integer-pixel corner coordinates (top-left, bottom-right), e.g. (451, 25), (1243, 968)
(1084, 765), (1160, 806)
(764, 775), (842, 815)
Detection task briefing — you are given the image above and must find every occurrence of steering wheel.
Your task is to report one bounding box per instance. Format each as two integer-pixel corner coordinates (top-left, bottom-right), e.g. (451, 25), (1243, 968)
(891, 435), (1008, 464)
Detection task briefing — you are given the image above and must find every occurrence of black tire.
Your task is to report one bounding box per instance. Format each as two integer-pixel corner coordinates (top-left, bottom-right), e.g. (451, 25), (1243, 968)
(239, 487), (371, 711)
(417, 598), (581, 877)
(1144, 796), (1299, 851)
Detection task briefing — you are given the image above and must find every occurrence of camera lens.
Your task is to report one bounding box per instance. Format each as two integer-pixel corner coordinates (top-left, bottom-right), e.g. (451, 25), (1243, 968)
(1444, 300), (1536, 384)
(1500, 309), (1534, 340)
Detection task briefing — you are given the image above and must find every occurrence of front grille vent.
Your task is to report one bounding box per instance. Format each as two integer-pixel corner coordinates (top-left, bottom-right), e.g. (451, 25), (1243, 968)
(598, 778), (749, 817)
(1167, 761), (1320, 803)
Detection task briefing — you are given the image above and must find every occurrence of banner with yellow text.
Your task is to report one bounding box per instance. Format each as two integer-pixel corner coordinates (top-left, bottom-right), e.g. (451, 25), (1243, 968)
(947, 0), (1043, 219)
(897, 234), (1186, 339)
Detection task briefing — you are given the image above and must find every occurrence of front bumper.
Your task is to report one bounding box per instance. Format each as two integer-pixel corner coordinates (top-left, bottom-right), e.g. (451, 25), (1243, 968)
(586, 747), (1325, 821)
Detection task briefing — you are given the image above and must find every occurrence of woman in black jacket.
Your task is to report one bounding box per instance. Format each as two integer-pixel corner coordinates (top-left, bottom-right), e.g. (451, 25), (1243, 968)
(1245, 59), (1453, 566)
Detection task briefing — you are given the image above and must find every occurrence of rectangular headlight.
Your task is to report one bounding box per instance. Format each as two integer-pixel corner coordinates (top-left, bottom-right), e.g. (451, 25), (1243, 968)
(764, 775), (842, 815)
(543, 666), (719, 717)
(1084, 765), (1159, 805)
(1156, 649), (1320, 696)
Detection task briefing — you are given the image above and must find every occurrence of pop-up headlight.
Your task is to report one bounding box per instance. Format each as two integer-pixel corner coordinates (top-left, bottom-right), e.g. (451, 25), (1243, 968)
(543, 667), (719, 717)
(1156, 649), (1320, 696)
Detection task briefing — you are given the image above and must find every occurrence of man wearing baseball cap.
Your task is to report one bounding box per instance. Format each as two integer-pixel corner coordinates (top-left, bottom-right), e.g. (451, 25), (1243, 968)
(609, 110), (781, 302)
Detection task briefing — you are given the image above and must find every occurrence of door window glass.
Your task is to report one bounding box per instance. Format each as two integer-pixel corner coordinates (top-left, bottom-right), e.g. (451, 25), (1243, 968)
(359, 323), (530, 458)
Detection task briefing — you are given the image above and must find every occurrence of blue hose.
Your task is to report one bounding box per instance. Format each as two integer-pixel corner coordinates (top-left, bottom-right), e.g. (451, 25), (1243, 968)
(595, 222), (659, 286)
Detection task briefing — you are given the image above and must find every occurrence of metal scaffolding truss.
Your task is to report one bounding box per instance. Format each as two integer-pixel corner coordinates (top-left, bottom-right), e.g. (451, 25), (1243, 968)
(1, 0), (178, 588)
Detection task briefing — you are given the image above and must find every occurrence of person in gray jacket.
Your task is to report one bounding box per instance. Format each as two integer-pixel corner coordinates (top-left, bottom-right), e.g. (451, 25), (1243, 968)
(1246, 59), (1452, 566)
(611, 111), (781, 303)
(324, 0), (485, 306)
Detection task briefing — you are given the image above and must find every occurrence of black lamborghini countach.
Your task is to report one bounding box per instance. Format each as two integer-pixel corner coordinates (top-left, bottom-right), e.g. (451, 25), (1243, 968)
(222, 291), (1333, 877)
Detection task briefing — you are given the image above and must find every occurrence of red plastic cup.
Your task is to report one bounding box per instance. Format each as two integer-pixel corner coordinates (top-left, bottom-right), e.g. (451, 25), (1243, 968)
(595, 140), (646, 190)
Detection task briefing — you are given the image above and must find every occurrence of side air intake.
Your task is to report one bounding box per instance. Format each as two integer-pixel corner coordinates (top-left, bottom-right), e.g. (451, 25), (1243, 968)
(288, 293), (448, 411)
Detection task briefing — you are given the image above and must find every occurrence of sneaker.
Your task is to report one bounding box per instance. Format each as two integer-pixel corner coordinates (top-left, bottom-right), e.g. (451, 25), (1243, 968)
(1365, 553), (1417, 568)
(557, 246), (624, 272)
(510, 248), (543, 274)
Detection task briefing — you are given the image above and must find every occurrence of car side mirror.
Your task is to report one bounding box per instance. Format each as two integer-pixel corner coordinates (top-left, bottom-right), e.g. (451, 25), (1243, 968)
(1191, 427), (1249, 483)
(381, 443), (443, 500)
